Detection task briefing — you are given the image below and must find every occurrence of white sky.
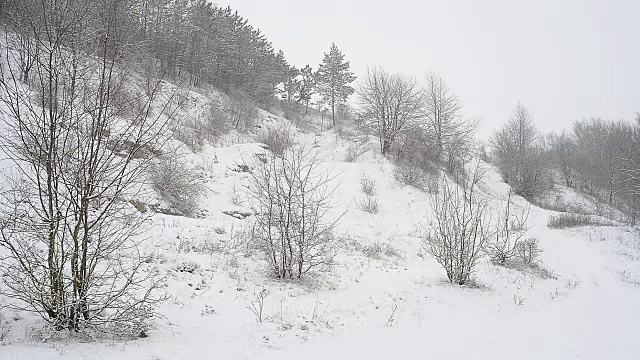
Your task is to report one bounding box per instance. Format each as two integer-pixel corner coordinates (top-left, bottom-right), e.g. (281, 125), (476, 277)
(218, 0), (639, 138)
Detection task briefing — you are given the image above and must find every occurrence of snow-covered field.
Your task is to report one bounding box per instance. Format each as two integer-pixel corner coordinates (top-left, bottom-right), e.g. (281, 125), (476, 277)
(1, 89), (639, 360)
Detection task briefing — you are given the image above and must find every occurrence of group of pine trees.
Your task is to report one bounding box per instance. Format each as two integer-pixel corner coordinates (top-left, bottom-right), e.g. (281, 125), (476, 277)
(1, 0), (357, 121)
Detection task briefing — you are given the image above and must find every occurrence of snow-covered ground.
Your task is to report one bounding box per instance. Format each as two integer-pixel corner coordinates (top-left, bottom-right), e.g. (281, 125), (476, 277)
(1, 88), (639, 360)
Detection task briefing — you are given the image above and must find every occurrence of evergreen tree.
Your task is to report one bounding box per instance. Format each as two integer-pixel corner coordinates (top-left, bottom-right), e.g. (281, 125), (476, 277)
(283, 65), (300, 106)
(316, 43), (356, 126)
(297, 65), (315, 114)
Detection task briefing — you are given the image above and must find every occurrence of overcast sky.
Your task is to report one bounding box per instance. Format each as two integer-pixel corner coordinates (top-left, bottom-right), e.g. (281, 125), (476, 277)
(219, 0), (639, 138)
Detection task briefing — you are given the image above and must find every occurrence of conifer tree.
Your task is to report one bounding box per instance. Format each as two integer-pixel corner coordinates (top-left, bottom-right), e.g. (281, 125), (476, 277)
(316, 43), (356, 126)
(297, 65), (316, 114)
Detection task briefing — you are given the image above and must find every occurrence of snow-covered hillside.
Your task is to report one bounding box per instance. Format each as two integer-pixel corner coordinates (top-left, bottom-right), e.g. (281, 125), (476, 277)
(1, 86), (640, 360)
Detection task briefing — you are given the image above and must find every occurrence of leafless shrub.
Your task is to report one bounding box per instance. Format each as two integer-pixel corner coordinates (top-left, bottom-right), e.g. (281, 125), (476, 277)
(360, 175), (377, 196)
(547, 213), (612, 228)
(230, 185), (243, 206)
(174, 118), (206, 151)
(384, 299), (399, 327)
(0, 311), (10, 343)
(423, 161), (489, 285)
(176, 260), (200, 274)
(394, 160), (423, 187)
(257, 126), (293, 156)
(512, 294), (525, 306)
(344, 143), (363, 162)
(248, 146), (341, 279)
(516, 238), (542, 265)
(247, 288), (269, 323)
(361, 242), (400, 259)
(227, 88), (258, 131)
(357, 195), (379, 214)
(207, 105), (229, 135)
(224, 222), (254, 254)
(394, 159), (437, 192)
(485, 189), (531, 265)
(150, 155), (207, 217)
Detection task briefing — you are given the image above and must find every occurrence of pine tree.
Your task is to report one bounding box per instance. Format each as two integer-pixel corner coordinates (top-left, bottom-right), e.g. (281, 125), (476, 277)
(316, 43), (356, 126)
(297, 65), (315, 114)
(283, 65), (299, 106)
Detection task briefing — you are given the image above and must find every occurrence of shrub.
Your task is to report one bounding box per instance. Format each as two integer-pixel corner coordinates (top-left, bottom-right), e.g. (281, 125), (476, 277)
(424, 162), (489, 285)
(516, 238), (542, 264)
(249, 146), (340, 279)
(485, 190), (531, 265)
(394, 160), (423, 187)
(360, 175), (376, 196)
(150, 155), (207, 217)
(0, 311), (9, 343)
(357, 195), (379, 214)
(361, 242), (400, 259)
(174, 118), (206, 151)
(345, 143), (363, 162)
(174, 105), (229, 151)
(227, 88), (258, 131)
(547, 213), (610, 228)
(394, 159), (437, 192)
(257, 126), (292, 156)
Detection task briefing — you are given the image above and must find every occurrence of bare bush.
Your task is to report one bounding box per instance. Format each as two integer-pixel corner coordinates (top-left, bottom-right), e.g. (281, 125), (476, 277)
(0, 311), (9, 343)
(394, 160), (423, 187)
(361, 242), (400, 259)
(394, 159), (437, 192)
(257, 126), (293, 156)
(174, 118), (206, 152)
(392, 125), (439, 167)
(249, 146), (340, 279)
(547, 213), (612, 229)
(485, 189), (531, 265)
(516, 238), (542, 264)
(357, 195), (379, 214)
(227, 88), (258, 131)
(344, 143), (363, 162)
(360, 175), (377, 196)
(423, 162), (489, 285)
(247, 288), (269, 323)
(150, 155), (207, 217)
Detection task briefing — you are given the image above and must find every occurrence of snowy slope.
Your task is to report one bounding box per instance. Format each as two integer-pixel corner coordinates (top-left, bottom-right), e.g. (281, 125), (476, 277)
(1, 87), (639, 360)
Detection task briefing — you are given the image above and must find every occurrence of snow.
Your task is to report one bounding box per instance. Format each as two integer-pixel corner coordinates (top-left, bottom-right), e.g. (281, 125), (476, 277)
(1, 86), (639, 360)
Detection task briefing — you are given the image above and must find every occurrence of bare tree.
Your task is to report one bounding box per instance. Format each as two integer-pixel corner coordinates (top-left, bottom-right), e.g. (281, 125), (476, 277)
(620, 114), (640, 223)
(546, 131), (578, 187)
(248, 146), (341, 279)
(573, 118), (634, 207)
(357, 66), (423, 155)
(422, 73), (476, 172)
(0, 0), (179, 334)
(424, 161), (489, 285)
(492, 102), (549, 198)
(4, 3), (39, 83)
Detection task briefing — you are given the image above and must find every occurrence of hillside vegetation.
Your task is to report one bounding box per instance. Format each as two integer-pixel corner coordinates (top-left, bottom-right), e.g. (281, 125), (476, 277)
(0, 1), (638, 359)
